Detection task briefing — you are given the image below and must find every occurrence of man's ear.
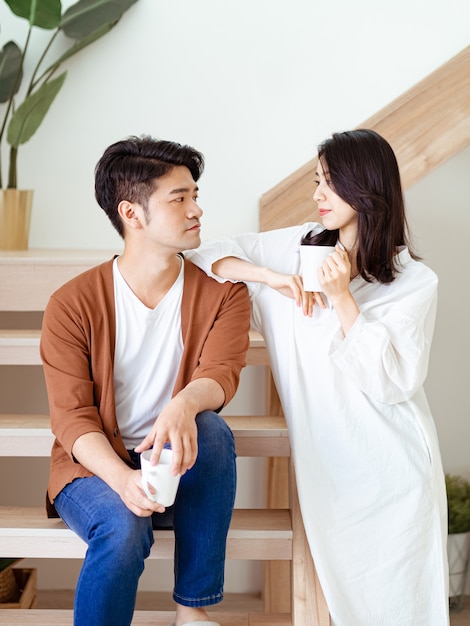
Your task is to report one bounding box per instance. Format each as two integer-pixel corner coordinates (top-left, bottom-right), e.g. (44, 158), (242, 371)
(118, 200), (143, 230)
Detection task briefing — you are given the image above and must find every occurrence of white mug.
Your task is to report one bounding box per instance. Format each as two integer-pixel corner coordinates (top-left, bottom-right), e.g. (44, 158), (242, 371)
(299, 244), (335, 292)
(140, 448), (181, 507)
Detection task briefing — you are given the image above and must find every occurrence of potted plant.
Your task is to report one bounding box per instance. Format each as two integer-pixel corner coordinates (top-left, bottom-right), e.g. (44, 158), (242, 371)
(446, 473), (470, 611)
(0, 0), (138, 250)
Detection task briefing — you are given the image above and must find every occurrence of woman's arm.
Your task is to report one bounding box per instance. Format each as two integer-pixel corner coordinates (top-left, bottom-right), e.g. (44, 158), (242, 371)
(330, 272), (438, 404)
(213, 256), (320, 315)
(188, 224), (325, 314)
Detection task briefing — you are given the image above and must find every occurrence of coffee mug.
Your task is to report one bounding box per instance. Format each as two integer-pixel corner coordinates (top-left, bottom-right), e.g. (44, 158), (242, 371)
(299, 244), (335, 291)
(140, 448), (181, 507)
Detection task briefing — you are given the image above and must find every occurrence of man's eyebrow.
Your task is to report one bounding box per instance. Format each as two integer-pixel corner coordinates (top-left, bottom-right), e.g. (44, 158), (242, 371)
(169, 185), (199, 194)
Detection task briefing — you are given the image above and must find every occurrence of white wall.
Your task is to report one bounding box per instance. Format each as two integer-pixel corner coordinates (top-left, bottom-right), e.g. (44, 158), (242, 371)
(406, 147), (470, 479)
(1, 0), (469, 595)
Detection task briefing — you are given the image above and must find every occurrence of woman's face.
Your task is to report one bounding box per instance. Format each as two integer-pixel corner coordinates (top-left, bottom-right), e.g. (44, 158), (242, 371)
(313, 159), (358, 242)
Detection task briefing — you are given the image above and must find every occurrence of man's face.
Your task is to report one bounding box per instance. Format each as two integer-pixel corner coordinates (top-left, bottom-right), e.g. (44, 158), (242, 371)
(139, 165), (203, 252)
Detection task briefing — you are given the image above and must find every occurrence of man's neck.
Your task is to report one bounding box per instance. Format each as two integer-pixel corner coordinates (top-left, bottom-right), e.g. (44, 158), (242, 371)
(116, 247), (183, 309)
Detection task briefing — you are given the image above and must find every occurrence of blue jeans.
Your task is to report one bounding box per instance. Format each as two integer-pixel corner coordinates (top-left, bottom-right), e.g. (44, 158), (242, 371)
(54, 411), (237, 626)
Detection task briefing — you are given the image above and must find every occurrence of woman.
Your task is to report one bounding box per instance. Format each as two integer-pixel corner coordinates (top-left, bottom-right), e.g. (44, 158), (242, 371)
(189, 129), (449, 625)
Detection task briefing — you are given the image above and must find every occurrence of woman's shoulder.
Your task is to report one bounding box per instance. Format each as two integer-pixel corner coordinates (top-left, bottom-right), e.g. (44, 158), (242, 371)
(393, 248), (438, 293)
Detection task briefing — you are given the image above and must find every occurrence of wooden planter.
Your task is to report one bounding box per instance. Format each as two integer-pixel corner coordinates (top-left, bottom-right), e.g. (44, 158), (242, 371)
(0, 568), (37, 610)
(448, 531), (470, 612)
(0, 189), (33, 250)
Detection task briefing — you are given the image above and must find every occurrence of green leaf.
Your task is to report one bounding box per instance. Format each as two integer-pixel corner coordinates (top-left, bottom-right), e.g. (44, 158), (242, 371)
(7, 72), (67, 147)
(46, 21), (115, 72)
(0, 41), (23, 102)
(4, 0), (62, 29)
(61, 0), (138, 40)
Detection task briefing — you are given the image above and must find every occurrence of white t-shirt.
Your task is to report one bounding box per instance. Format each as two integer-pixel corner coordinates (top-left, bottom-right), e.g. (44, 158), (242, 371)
(113, 257), (184, 449)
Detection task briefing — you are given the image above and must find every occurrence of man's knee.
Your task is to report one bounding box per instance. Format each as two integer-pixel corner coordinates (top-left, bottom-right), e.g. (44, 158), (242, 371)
(57, 478), (154, 560)
(96, 507), (154, 559)
(195, 410), (235, 452)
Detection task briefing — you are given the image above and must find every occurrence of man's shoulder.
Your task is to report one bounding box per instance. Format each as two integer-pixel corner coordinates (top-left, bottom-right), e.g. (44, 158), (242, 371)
(184, 257), (241, 291)
(49, 258), (115, 306)
(183, 259), (249, 316)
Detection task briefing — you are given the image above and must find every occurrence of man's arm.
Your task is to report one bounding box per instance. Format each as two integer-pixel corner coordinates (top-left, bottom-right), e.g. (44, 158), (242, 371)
(135, 378), (225, 475)
(41, 288), (166, 516)
(72, 432), (165, 516)
(135, 270), (250, 476)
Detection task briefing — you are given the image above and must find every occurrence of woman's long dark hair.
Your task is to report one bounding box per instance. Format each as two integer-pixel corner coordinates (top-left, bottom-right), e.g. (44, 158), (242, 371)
(301, 129), (418, 283)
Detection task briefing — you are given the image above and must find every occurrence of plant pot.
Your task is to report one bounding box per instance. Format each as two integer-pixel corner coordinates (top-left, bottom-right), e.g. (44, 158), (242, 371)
(447, 531), (470, 612)
(0, 189), (33, 251)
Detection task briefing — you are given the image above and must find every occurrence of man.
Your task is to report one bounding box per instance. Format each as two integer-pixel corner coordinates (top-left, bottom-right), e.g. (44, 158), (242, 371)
(40, 136), (251, 626)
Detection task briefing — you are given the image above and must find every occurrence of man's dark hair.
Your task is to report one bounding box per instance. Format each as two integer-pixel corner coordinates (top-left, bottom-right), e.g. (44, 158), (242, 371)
(94, 135), (205, 237)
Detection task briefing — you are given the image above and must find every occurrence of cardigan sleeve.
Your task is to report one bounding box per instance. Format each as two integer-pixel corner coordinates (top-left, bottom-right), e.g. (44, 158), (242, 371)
(192, 282), (251, 406)
(39, 263), (119, 461)
(40, 293), (105, 458)
(177, 264), (251, 407)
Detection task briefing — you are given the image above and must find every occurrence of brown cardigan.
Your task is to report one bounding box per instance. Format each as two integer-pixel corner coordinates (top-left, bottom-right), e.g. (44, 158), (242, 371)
(40, 257), (250, 515)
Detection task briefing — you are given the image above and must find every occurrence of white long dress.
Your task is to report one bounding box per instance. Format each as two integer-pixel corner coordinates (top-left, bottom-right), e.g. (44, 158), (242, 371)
(188, 223), (449, 626)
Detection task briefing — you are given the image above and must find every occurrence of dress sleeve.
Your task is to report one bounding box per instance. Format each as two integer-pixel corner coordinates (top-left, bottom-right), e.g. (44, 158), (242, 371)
(330, 273), (438, 404)
(188, 223), (320, 292)
(187, 233), (264, 297)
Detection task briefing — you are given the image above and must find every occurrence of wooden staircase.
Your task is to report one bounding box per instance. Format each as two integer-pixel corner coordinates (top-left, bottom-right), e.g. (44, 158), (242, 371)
(0, 250), (330, 625)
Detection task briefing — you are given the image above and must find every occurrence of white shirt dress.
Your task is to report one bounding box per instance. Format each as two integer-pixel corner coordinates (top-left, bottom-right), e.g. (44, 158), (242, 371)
(189, 223), (449, 626)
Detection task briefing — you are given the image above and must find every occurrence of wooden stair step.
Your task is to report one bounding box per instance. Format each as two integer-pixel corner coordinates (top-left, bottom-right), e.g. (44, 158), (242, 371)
(0, 250), (118, 312)
(0, 414), (52, 456)
(0, 609), (292, 625)
(245, 330), (269, 366)
(0, 330), (269, 366)
(0, 507), (292, 561)
(0, 414), (290, 458)
(224, 415), (289, 456)
(0, 330), (41, 365)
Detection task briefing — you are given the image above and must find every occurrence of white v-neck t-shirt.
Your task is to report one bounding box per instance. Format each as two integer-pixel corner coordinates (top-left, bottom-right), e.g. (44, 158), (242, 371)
(113, 257), (184, 449)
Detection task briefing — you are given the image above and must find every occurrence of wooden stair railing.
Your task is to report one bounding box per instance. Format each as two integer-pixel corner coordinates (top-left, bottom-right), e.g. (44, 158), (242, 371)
(0, 250), (330, 626)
